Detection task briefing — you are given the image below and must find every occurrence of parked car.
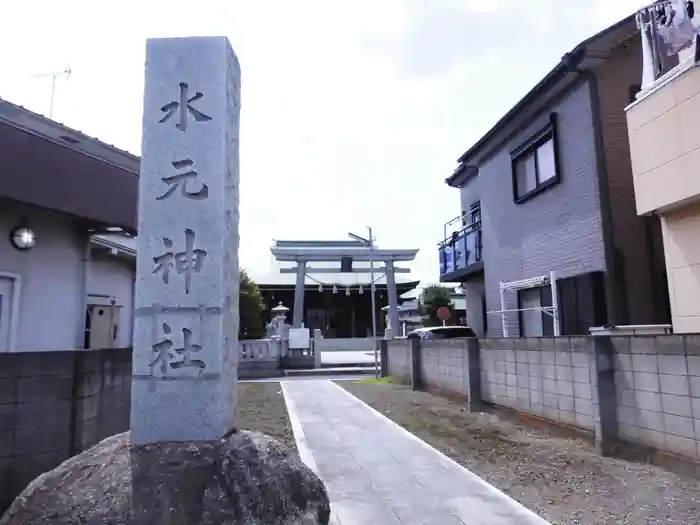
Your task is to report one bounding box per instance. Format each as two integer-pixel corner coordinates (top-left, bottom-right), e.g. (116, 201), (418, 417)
(406, 326), (476, 340)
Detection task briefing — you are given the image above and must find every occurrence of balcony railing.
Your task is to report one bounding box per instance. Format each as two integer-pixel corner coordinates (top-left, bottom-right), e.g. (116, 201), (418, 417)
(636, 1), (700, 95)
(438, 214), (482, 278)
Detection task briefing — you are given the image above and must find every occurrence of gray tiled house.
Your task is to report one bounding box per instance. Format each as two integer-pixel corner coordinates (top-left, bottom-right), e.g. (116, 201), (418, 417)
(439, 15), (672, 338)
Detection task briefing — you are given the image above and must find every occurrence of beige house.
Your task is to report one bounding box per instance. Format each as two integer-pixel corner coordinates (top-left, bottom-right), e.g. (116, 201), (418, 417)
(626, 3), (700, 333)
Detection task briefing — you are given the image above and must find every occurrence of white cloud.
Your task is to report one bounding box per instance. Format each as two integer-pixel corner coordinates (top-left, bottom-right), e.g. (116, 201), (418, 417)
(0, 0), (648, 282)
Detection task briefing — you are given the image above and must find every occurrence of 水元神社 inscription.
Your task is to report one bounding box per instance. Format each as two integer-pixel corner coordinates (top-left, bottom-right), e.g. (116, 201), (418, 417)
(131, 37), (240, 445)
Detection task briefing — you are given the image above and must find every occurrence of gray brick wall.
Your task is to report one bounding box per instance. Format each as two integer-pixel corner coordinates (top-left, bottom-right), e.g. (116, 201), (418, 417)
(387, 334), (700, 462)
(421, 340), (466, 395)
(459, 80), (606, 336)
(612, 336), (700, 459)
(387, 339), (411, 383)
(0, 348), (131, 514)
(480, 337), (595, 430)
(463, 277), (486, 337)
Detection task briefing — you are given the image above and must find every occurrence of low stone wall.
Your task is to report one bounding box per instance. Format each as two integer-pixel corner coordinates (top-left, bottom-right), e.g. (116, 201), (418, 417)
(421, 339), (470, 395)
(480, 337), (596, 431)
(386, 339), (411, 382)
(239, 339), (282, 379)
(386, 335), (700, 463)
(0, 348), (132, 514)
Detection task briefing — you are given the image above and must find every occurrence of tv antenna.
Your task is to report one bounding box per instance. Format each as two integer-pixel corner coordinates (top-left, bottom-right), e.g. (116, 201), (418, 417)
(33, 65), (72, 119)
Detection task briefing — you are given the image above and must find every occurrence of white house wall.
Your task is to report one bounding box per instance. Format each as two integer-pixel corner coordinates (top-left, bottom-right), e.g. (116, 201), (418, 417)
(0, 201), (85, 351)
(87, 256), (135, 348)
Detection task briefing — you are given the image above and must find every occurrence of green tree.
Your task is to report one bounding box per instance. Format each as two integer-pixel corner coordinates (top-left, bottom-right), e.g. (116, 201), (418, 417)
(419, 285), (454, 327)
(239, 269), (266, 340)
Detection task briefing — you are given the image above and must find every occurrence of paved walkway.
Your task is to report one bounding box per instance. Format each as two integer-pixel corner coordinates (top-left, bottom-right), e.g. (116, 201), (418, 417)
(282, 380), (550, 525)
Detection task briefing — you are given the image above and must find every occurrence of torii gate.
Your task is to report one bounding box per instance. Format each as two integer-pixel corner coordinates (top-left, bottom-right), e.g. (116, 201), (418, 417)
(270, 239), (419, 334)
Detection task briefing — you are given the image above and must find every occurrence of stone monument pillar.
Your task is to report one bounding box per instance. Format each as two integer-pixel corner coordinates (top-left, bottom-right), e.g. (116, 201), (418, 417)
(131, 36), (240, 444)
(130, 36), (241, 524)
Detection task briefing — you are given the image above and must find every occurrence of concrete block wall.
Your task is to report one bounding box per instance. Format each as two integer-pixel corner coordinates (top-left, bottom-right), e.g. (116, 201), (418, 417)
(421, 340), (466, 396)
(387, 339), (411, 382)
(0, 348), (131, 514)
(612, 335), (700, 459)
(480, 337), (596, 431)
(386, 334), (700, 462)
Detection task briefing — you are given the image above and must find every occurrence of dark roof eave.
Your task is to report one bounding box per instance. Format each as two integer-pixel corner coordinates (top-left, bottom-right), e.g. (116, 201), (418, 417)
(445, 164), (478, 188)
(455, 50), (584, 165)
(453, 14), (635, 168)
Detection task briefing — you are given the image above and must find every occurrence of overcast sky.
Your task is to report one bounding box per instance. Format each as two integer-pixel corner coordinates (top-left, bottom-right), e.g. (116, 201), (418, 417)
(0, 0), (646, 284)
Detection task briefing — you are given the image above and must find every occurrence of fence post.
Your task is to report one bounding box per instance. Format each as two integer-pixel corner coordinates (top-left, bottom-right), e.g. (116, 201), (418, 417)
(410, 337), (424, 390)
(464, 338), (484, 412)
(379, 339), (389, 377)
(592, 335), (619, 456)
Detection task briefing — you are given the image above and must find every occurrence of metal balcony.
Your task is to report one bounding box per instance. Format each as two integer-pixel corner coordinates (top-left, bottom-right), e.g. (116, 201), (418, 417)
(438, 212), (483, 282)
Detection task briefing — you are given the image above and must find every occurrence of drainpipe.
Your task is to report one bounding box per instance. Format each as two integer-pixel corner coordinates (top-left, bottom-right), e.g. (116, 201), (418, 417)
(130, 272), (136, 349)
(562, 52), (624, 326)
(76, 231), (92, 349)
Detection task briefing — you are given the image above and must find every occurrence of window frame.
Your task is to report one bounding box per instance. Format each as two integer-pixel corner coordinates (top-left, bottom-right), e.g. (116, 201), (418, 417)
(516, 285), (554, 338)
(510, 113), (561, 204)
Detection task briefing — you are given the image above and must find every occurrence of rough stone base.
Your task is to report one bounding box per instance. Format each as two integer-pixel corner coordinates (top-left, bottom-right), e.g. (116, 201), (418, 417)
(0, 431), (330, 525)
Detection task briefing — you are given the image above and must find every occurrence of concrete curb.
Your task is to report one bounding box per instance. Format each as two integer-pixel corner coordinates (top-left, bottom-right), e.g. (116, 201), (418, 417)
(280, 382), (320, 476)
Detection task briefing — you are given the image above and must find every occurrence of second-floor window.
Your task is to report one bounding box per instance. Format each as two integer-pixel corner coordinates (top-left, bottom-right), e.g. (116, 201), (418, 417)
(511, 113), (560, 203)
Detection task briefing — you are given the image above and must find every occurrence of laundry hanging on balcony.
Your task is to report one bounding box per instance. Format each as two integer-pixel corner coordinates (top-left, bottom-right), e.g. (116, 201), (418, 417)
(649, 0), (699, 55)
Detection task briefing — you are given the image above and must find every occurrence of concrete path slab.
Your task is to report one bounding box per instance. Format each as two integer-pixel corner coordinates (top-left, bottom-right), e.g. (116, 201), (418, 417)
(282, 380), (551, 525)
(284, 366), (375, 377)
(240, 376), (367, 383)
(321, 350), (377, 366)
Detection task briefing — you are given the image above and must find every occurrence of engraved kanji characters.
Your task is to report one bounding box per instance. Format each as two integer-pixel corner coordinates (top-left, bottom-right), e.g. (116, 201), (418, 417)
(158, 82), (212, 131)
(156, 159), (209, 200)
(150, 322), (206, 376)
(152, 228), (207, 294)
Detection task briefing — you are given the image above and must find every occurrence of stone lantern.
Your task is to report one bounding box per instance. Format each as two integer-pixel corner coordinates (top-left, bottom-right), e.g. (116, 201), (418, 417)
(267, 302), (290, 337)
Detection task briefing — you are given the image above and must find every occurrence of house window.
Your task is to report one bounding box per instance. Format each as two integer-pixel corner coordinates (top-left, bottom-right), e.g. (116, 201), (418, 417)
(518, 286), (554, 337)
(511, 114), (560, 202)
(469, 201), (481, 227)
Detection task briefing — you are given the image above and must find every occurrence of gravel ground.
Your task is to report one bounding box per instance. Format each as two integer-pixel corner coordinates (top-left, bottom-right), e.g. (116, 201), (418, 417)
(341, 380), (700, 525)
(236, 382), (298, 457)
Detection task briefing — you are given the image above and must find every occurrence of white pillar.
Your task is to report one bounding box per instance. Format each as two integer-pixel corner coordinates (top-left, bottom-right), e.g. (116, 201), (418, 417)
(550, 271), (560, 337)
(293, 262), (306, 328)
(500, 285), (508, 338)
(131, 36), (240, 444)
(386, 260), (399, 336)
(638, 12), (657, 93)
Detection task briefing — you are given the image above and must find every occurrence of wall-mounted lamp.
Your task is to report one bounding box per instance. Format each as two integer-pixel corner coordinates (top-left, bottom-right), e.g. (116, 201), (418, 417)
(10, 226), (37, 251)
(358, 285), (364, 295)
(345, 286), (350, 296)
(332, 285), (338, 294)
(318, 283), (323, 292)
